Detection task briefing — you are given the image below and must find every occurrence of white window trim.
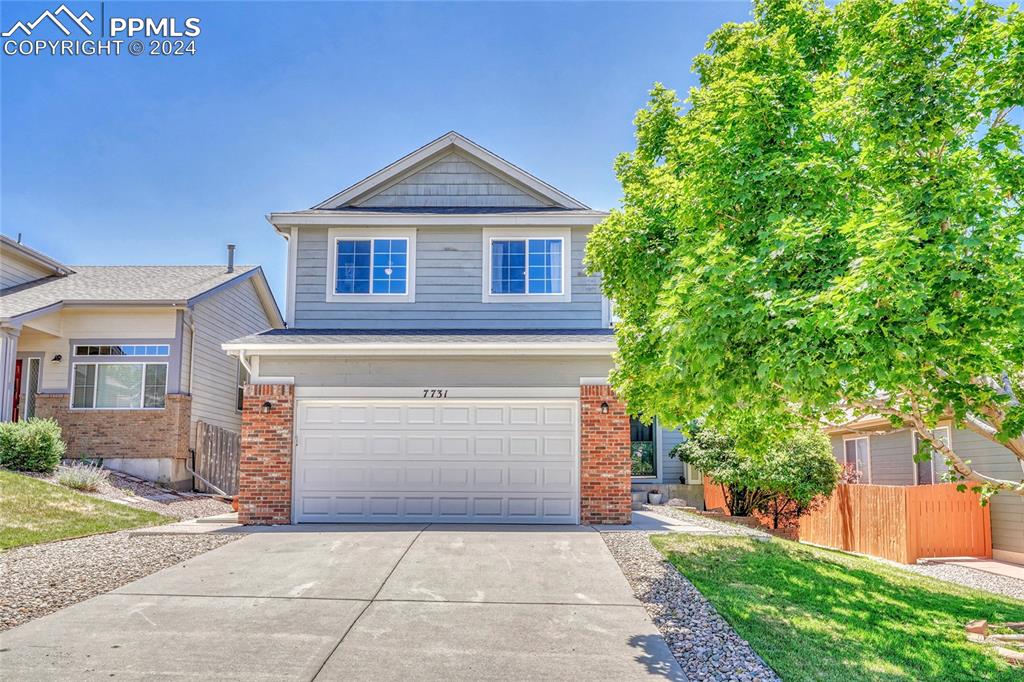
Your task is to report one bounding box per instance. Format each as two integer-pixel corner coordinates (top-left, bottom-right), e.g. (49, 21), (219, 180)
(69, 361), (169, 411)
(481, 227), (571, 303)
(911, 425), (951, 485)
(326, 227), (416, 303)
(842, 435), (872, 483)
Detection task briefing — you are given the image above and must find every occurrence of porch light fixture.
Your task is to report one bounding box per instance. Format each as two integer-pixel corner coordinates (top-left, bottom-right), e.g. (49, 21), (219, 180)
(600, 402), (609, 414)
(51, 354), (63, 363)
(261, 401), (273, 414)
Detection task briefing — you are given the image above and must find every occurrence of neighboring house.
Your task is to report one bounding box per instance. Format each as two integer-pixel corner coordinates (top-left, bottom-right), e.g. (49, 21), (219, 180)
(224, 131), (696, 526)
(0, 236), (284, 488)
(828, 417), (1024, 564)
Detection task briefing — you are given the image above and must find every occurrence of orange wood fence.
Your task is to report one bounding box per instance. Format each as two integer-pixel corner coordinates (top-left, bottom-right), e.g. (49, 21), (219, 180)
(703, 477), (730, 514)
(799, 483), (991, 563)
(702, 479), (991, 563)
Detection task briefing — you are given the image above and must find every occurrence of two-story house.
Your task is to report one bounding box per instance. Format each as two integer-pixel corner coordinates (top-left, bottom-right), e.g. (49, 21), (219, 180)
(225, 132), (698, 525)
(0, 236), (284, 489)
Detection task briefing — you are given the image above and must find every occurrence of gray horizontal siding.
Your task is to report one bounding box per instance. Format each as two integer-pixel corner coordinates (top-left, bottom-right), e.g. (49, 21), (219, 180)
(659, 426), (686, 484)
(950, 428), (1024, 555)
(294, 227), (604, 329)
(357, 153), (546, 208)
(190, 279), (273, 434)
(259, 355), (614, 388)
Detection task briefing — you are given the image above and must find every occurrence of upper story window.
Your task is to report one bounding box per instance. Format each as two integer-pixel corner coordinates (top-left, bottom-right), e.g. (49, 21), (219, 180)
(481, 228), (571, 303)
(327, 228), (416, 303)
(491, 239), (563, 295)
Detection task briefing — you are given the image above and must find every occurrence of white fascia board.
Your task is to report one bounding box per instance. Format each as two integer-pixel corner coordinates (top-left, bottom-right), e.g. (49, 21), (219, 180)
(220, 342), (615, 357)
(268, 212), (607, 229)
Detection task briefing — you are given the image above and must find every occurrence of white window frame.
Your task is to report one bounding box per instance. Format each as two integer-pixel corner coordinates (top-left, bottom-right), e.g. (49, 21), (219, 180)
(69, 361), (169, 411)
(911, 425), (951, 485)
(326, 227), (416, 303)
(842, 435), (872, 483)
(481, 227), (571, 303)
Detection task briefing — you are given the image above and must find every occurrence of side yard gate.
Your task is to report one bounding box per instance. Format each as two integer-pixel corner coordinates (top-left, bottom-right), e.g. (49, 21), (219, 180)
(193, 421), (240, 496)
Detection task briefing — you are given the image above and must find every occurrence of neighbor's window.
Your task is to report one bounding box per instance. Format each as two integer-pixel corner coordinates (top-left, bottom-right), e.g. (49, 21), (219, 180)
(335, 238), (408, 295)
(74, 344), (169, 357)
(843, 437), (870, 483)
(490, 238), (563, 295)
(236, 360), (249, 412)
(914, 426), (951, 485)
(71, 363), (167, 409)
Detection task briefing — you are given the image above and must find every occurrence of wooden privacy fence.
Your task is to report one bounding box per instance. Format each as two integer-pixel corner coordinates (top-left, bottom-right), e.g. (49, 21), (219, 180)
(799, 483), (992, 564)
(193, 421), (240, 496)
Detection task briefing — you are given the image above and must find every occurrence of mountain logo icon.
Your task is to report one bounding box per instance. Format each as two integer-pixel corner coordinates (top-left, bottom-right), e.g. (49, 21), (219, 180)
(2, 4), (95, 37)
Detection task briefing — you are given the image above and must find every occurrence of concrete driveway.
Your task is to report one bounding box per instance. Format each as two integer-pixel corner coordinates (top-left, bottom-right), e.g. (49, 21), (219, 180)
(0, 525), (683, 681)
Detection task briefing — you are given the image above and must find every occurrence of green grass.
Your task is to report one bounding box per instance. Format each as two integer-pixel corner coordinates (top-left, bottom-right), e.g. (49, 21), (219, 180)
(0, 470), (172, 550)
(652, 533), (1024, 682)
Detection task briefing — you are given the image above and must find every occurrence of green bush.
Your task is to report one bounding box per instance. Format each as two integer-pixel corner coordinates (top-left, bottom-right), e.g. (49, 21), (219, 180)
(0, 418), (66, 472)
(671, 422), (840, 522)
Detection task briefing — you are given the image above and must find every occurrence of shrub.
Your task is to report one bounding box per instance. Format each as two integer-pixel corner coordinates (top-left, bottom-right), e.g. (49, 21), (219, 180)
(671, 425), (772, 516)
(56, 461), (110, 491)
(0, 418), (66, 472)
(671, 423), (840, 523)
(756, 431), (841, 529)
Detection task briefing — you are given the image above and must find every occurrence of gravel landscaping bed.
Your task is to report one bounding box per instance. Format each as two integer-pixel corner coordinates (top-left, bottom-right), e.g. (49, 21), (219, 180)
(885, 560), (1024, 602)
(0, 531), (240, 631)
(28, 470), (232, 520)
(603, 531), (780, 681)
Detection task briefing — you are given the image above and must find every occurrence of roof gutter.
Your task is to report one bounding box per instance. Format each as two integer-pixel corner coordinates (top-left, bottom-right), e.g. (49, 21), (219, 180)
(221, 341), (615, 357)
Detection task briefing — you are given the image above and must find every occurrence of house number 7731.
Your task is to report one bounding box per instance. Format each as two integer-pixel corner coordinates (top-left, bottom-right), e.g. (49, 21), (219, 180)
(422, 389), (449, 398)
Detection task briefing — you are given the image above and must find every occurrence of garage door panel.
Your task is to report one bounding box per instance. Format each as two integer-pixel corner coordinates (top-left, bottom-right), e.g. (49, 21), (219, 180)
(294, 399), (578, 523)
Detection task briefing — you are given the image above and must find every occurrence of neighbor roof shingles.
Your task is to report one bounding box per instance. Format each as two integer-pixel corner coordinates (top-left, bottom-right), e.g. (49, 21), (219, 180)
(0, 265), (258, 321)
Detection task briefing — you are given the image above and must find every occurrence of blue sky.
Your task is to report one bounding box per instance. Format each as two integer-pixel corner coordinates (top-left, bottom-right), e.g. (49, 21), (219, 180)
(1, 1), (754, 303)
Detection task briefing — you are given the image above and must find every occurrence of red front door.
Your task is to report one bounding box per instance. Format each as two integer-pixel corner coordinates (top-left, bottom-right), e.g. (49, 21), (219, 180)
(12, 359), (22, 422)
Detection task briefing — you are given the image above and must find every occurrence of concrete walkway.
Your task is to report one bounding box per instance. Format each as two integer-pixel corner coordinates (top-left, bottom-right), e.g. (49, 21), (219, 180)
(0, 524), (683, 681)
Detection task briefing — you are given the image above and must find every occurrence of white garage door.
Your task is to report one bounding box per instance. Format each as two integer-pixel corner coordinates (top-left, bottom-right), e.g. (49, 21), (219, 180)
(293, 398), (579, 523)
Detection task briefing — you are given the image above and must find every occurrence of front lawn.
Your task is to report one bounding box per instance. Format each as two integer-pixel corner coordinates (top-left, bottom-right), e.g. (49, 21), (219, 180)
(0, 470), (171, 550)
(652, 534), (1024, 681)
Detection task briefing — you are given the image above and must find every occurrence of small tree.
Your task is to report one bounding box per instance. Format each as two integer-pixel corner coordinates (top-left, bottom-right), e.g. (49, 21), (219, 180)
(757, 431), (840, 529)
(672, 424), (772, 516)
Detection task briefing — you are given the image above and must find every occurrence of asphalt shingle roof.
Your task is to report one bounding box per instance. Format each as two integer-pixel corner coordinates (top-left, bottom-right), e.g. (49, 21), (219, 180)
(0, 265), (259, 321)
(228, 328), (615, 346)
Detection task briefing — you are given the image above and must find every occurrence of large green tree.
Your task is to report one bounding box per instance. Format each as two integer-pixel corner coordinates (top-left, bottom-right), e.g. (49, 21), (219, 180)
(586, 0), (1024, 496)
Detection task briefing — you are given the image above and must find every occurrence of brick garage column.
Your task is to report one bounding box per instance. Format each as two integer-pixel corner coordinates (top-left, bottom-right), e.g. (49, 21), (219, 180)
(580, 384), (631, 525)
(239, 383), (294, 525)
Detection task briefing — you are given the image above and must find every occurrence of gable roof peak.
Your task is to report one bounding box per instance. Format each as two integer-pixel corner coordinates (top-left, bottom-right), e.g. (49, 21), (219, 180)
(311, 131), (590, 211)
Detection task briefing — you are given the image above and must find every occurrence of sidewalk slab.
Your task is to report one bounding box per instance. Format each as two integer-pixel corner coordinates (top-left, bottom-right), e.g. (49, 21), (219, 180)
(0, 594), (364, 681)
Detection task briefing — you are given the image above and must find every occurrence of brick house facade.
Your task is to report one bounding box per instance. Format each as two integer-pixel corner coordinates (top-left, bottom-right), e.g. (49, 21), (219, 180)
(579, 384), (632, 525)
(238, 384), (294, 525)
(36, 394), (192, 462)
(237, 382), (632, 526)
